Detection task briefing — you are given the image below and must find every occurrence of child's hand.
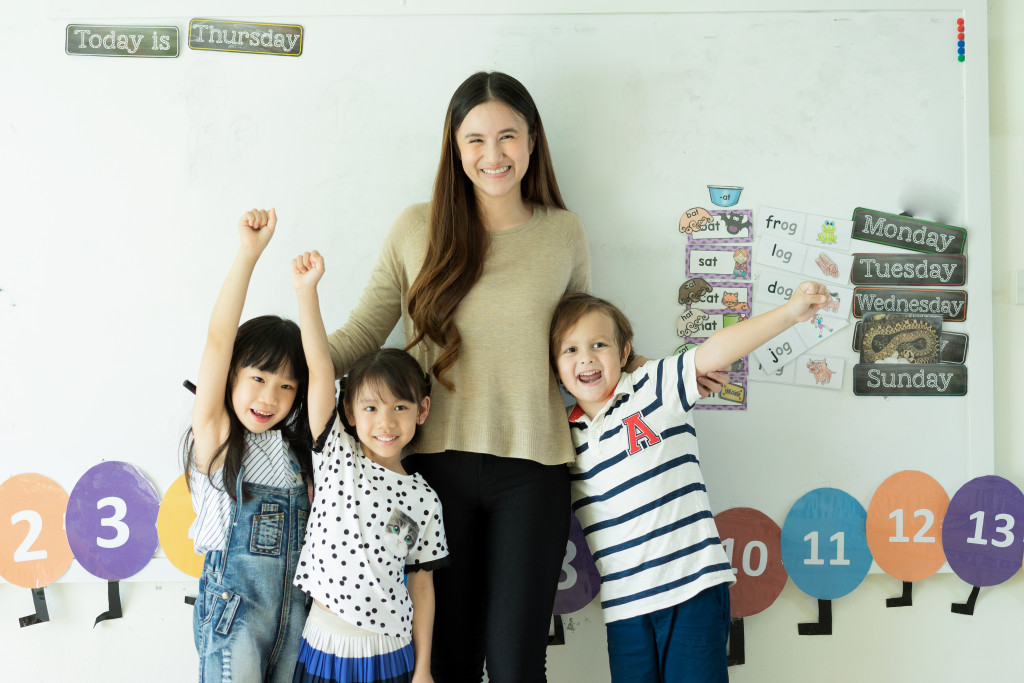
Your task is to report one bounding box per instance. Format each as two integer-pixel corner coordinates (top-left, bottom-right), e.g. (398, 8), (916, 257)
(786, 281), (832, 322)
(696, 370), (730, 399)
(292, 250), (325, 291)
(411, 670), (433, 683)
(238, 208), (276, 256)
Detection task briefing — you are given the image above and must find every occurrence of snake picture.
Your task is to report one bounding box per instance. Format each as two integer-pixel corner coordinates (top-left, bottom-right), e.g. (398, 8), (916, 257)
(862, 320), (940, 363)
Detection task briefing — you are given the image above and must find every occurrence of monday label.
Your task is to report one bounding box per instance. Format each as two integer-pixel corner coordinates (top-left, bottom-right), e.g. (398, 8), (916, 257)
(852, 287), (967, 321)
(851, 254), (966, 286)
(851, 208), (966, 255)
(189, 19), (303, 56)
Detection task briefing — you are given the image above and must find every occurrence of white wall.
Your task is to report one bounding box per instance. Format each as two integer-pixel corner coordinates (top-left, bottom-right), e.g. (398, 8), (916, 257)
(2, 2), (1022, 681)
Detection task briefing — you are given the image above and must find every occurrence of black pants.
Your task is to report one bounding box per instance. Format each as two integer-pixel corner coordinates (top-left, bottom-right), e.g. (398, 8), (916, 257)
(404, 450), (570, 683)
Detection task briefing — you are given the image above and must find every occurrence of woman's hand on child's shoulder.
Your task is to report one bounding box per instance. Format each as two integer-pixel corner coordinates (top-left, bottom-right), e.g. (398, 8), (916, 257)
(292, 250), (325, 291)
(787, 281), (832, 322)
(238, 207), (277, 256)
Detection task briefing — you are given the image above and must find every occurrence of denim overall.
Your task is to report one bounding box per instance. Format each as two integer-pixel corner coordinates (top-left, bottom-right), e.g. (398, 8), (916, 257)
(194, 464), (310, 682)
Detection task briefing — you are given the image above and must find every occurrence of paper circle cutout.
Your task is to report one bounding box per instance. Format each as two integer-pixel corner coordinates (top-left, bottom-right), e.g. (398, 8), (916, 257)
(157, 474), (204, 578)
(715, 507), (787, 617)
(866, 470), (949, 582)
(942, 475), (1024, 587)
(0, 474), (75, 588)
(781, 488), (872, 600)
(553, 511), (601, 615)
(65, 461), (161, 580)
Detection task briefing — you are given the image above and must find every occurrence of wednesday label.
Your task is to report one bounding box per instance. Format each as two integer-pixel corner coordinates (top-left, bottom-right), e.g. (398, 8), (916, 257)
(851, 208), (966, 255)
(852, 287), (967, 321)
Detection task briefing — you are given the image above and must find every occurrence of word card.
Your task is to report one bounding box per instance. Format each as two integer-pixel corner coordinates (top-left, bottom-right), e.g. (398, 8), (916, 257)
(679, 279), (753, 312)
(686, 244), (753, 281)
(755, 237), (853, 285)
(749, 355), (845, 391)
(754, 272), (852, 321)
(757, 207), (854, 251)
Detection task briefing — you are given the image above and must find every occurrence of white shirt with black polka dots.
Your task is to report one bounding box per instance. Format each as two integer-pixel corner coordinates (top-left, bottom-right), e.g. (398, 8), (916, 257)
(293, 413), (448, 638)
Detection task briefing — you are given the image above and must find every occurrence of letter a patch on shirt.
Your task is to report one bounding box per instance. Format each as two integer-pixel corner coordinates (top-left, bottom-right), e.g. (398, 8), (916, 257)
(623, 412), (661, 454)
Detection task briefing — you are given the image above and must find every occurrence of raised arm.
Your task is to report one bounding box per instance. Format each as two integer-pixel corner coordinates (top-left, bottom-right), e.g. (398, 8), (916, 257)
(693, 280), (831, 378)
(292, 250), (335, 440)
(191, 208), (276, 474)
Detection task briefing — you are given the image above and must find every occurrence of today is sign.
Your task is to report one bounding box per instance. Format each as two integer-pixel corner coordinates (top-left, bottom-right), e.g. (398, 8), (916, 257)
(66, 25), (179, 57)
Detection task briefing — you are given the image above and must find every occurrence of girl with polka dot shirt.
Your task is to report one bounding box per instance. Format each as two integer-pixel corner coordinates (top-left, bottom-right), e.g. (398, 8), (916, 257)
(291, 250), (448, 683)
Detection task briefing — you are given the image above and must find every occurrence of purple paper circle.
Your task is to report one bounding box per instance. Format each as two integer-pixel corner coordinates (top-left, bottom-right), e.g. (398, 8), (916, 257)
(942, 476), (1024, 587)
(65, 461), (161, 580)
(553, 511), (601, 615)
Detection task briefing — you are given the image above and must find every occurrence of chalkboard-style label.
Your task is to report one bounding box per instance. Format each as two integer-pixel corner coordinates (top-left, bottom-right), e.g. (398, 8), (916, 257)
(851, 208), (966, 255)
(853, 364), (967, 396)
(852, 287), (967, 322)
(851, 254), (966, 287)
(188, 19), (302, 56)
(66, 25), (179, 57)
(852, 322), (968, 364)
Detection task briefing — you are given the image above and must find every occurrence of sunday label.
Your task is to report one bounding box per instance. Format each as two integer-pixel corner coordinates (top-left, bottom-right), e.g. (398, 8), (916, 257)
(853, 364), (967, 396)
(851, 208), (966, 255)
(851, 254), (966, 286)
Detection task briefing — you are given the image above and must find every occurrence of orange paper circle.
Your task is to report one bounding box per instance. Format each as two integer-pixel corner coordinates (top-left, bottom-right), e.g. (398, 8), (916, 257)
(0, 474), (75, 588)
(156, 474), (204, 578)
(866, 470), (949, 582)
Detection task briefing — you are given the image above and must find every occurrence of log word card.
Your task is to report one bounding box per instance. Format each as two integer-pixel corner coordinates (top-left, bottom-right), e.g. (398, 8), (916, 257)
(755, 237), (854, 285)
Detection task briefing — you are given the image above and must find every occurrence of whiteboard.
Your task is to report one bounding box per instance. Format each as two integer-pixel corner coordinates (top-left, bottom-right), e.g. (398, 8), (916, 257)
(0, 1), (990, 580)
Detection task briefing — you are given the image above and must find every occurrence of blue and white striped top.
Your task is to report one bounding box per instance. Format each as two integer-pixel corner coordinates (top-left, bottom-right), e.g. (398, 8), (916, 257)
(188, 429), (304, 554)
(567, 349), (735, 624)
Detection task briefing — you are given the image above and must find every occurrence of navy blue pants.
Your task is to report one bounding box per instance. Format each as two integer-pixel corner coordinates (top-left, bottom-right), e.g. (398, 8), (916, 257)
(404, 450), (570, 683)
(606, 584), (731, 683)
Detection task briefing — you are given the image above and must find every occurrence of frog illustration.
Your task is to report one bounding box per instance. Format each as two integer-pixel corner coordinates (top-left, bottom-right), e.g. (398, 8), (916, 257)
(818, 220), (837, 245)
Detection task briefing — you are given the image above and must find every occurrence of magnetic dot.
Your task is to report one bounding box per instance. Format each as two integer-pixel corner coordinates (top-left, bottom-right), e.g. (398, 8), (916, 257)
(958, 54), (965, 62)
(958, 40), (965, 48)
(957, 17), (964, 25)
(958, 47), (965, 54)
(958, 33), (964, 40)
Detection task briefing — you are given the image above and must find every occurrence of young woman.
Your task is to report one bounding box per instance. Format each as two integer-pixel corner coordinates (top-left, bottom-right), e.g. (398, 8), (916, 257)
(327, 72), (589, 682)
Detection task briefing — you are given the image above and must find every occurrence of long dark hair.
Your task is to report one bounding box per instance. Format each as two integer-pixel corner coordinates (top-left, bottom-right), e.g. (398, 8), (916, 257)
(406, 71), (566, 391)
(182, 315), (312, 502)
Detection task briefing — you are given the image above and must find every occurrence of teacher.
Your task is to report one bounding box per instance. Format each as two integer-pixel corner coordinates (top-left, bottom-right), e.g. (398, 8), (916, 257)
(328, 72), (589, 682)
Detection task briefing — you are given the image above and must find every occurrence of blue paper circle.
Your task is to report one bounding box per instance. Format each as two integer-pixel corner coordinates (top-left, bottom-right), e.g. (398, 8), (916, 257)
(958, 47), (965, 55)
(958, 40), (965, 47)
(781, 488), (872, 600)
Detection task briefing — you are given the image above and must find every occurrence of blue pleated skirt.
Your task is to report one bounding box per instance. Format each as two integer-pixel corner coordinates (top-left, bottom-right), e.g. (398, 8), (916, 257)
(292, 602), (415, 683)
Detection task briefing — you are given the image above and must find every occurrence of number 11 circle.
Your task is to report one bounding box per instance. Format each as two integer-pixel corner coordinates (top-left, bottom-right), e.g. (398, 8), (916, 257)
(781, 488), (872, 600)
(65, 461), (161, 580)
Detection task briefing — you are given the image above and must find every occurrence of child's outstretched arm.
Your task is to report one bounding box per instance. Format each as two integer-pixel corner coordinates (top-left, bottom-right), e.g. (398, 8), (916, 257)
(192, 208), (277, 474)
(292, 250), (335, 439)
(407, 570), (435, 683)
(694, 281), (831, 378)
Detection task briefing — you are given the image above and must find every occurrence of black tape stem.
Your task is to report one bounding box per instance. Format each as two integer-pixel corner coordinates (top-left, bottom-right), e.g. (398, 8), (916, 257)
(183, 379), (197, 394)
(951, 585), (981, 615)
(727, 617), (745, 666)
(548, 614), (565, 646)
(797, 599), (833, 636)
(19, 587), (50, 627)
(185, 595), (197, 606)
(886, 581), (913, 608)
(94, 580), (123, 627)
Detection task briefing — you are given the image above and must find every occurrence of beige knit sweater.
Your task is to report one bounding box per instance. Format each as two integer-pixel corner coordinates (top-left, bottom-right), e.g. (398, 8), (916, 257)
(327, 202), (591, 466)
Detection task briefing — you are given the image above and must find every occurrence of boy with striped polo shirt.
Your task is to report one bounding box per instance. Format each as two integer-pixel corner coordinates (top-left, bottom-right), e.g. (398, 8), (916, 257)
(549, 282), (830, 682)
